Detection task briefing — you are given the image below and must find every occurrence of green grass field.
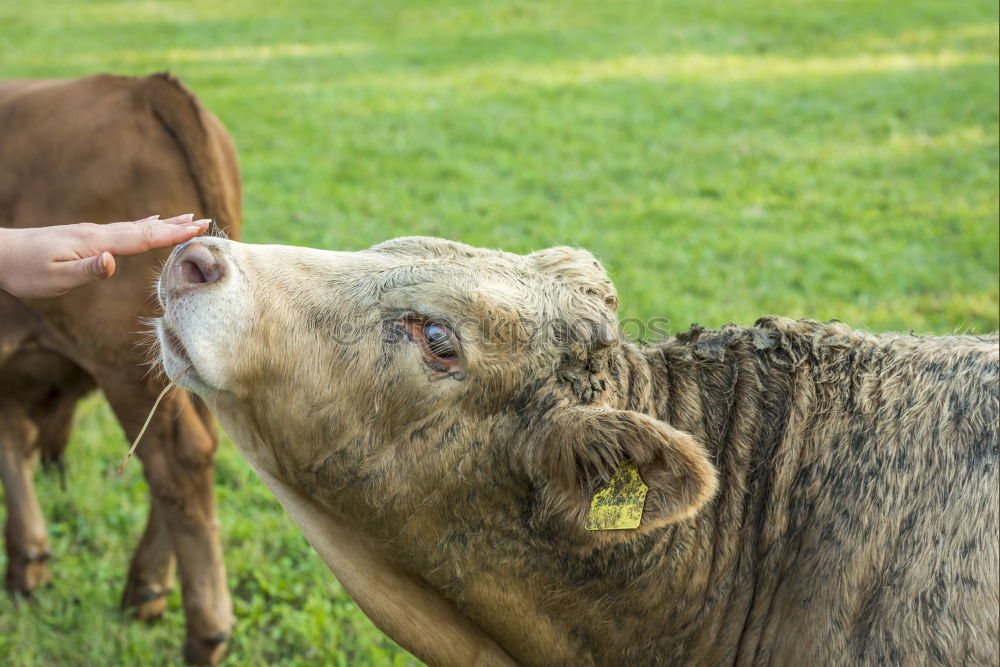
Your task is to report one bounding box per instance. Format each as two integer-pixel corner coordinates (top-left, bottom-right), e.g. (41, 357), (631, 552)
(1, 0), (997, 664)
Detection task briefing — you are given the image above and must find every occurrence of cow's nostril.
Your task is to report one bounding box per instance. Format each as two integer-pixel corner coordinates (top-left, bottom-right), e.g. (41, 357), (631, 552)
(181, 259), (207, 284)
(174, 242), (225, 286)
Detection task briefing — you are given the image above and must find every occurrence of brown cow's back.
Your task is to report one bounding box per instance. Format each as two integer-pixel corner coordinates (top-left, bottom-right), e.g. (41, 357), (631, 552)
(0, 74), (240, 348)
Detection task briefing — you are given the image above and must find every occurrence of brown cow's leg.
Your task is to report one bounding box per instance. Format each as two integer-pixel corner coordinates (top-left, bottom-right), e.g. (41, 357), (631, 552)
(101, 381), (233, 666)
(121, 498), (176, 620)
(0, 405), (51, 594)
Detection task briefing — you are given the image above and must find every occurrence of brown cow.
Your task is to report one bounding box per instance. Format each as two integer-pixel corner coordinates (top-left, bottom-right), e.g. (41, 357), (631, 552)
(0, 73), (240, 665)
(156, 235), (998, 665)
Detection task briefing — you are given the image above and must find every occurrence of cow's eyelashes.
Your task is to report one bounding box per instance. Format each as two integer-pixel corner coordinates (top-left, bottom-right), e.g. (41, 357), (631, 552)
(403, 319), (463, 373)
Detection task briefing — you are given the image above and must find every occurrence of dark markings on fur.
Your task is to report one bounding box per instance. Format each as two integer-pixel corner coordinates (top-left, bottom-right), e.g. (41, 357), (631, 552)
(409, 413), (446, 443)
(433, 421), (463, 451)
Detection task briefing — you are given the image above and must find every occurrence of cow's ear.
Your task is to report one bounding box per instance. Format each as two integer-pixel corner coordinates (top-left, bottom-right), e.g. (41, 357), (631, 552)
(529, 407), (717, 534)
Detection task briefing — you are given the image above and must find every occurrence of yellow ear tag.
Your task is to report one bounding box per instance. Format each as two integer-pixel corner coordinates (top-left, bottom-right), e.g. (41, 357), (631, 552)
(584, 460), (647, 531)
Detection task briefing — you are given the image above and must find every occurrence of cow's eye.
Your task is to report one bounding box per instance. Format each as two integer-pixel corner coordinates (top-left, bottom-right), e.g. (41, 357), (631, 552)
(403, 319), (462, 373)
(423, 323), (457, 359)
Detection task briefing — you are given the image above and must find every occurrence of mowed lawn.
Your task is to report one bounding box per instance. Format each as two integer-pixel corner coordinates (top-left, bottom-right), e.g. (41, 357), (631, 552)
(1, 1), (997, 665)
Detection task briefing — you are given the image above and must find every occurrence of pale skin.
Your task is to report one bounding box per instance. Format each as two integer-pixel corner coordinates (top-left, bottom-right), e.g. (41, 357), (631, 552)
(0, 214), (210, 299)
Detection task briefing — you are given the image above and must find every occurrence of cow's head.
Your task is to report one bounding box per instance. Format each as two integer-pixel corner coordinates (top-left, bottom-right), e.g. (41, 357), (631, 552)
(155, 236), (717, 662)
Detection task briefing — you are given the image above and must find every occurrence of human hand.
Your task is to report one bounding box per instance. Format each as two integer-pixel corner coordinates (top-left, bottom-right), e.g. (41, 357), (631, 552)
(0, 214), (210, 299)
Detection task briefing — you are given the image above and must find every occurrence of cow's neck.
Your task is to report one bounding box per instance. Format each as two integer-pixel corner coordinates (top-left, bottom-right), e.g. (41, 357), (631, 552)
(623, 323), (815, 661)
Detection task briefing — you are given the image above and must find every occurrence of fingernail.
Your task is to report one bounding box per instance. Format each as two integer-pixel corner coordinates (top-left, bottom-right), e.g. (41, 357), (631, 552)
(99, 252), (114, 276)
(184, 224), (203, 233)
(193, 218), (211, 226)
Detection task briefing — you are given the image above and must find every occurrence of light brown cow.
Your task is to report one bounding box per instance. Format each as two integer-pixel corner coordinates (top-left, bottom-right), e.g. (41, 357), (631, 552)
(0, 73), (240, 665)
(156, 235), (998, 665)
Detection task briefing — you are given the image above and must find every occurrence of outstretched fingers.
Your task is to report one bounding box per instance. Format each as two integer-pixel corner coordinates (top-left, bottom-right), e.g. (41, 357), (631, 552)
(54, 215), (210, 293)
(95, 214), (211, 255)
